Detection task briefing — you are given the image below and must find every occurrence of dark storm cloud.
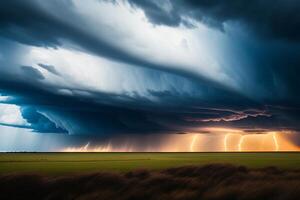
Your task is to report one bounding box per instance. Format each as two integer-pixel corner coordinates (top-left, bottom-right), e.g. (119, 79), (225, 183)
(38, 64), (61, 76)
(0, 0), (299, 135)
(20, 106), (67, 133)
(129, 0), (300, 41)
(0, 0), (200, 77)
(246, 42), (300, 104)
(1, 74), (299, 134)
(20, 66), (45, 80)
(0, 122), (31, 129)
(0, 0), (299, 101)
(0, 68), (274, 135)
(128, 0), (182, 26)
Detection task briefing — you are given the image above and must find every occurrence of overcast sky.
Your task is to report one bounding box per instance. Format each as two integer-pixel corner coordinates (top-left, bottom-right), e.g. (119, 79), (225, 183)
(0, 0), (300, 151)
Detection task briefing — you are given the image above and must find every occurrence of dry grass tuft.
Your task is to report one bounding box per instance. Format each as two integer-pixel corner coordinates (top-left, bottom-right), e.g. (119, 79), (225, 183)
(1, 164), (300, 200)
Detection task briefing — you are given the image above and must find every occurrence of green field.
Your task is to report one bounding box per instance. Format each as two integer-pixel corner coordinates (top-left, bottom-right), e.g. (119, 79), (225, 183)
(1, 152), (300, 175)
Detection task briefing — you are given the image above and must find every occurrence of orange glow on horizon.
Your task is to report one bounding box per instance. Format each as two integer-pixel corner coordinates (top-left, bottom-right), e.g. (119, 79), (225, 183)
(62, 129), (300, 152)
(222, 131), (299, 152)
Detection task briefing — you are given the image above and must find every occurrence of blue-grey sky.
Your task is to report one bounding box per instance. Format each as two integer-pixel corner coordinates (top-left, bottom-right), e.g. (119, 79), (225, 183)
(0, 0), (300, 151)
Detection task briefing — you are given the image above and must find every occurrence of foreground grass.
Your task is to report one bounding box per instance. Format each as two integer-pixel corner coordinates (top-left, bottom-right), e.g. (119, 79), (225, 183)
(0, 152), (300, 175)
(2, 164), (300, 200)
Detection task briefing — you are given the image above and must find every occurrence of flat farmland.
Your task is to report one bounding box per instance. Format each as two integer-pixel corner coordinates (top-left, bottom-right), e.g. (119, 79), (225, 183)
(0, 152), (300, 175)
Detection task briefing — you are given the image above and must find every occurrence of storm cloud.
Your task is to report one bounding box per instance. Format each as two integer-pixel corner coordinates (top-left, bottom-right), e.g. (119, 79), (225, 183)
(129, 0), (300, 41)
(0, 0), (299, 135)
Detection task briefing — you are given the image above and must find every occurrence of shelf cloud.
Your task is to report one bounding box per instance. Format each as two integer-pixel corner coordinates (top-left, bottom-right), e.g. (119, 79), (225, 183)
(0, 0), (299, 136)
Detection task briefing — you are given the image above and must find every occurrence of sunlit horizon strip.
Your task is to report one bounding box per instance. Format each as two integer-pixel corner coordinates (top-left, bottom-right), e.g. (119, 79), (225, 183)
(62, 130), (300, 152)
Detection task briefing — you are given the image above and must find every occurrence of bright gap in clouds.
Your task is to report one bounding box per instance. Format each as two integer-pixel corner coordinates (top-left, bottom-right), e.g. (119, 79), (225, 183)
(25, 46), (200, 100)
(0, 125), (72, 152)
(38, 0), (250, 92)
(0, 103), (28, 126)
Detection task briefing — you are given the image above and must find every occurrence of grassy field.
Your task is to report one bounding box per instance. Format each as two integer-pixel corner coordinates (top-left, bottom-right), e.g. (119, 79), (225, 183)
(0, 152), (300, 175)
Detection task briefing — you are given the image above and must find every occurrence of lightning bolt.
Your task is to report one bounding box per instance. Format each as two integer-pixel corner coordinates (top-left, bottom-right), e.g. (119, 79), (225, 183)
(272, 132), (279, 151)
(224, 134), (230, 152)
(190, 135), (199, 152)
(83, 142), (90, 150)
(238, 135), (244, 152)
